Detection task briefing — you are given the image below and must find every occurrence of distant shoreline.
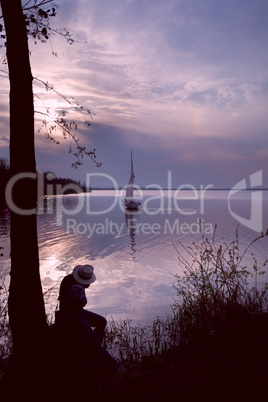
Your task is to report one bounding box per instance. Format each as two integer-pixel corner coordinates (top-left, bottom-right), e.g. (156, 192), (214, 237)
(90, 187), (268, 191)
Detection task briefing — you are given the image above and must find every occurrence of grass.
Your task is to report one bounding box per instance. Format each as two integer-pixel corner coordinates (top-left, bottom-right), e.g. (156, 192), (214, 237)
(103, 313), (180, 366)
(1, 224), (268, 400)
(99, 225), (268, 401)
(172, 224), (268, 345)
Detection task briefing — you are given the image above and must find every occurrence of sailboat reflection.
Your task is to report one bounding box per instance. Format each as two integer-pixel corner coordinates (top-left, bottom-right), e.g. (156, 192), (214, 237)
(125, 209), (140, 260)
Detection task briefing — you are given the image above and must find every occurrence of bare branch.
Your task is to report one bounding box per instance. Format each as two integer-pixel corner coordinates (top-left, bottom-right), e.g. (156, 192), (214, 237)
(34, 77), (102, 168)
(22, 1), (55, 11)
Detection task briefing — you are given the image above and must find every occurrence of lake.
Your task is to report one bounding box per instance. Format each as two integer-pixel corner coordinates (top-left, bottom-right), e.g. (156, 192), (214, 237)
(1, 189), (268, 325)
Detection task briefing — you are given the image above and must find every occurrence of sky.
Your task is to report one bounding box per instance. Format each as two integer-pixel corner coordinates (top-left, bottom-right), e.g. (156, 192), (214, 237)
(0, 0), (268, 189)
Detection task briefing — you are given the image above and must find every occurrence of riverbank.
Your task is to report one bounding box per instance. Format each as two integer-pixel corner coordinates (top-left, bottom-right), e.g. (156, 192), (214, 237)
(102, 338), (268, 402)
(0, 311), (268, 401)
(69, 312), (268, 402)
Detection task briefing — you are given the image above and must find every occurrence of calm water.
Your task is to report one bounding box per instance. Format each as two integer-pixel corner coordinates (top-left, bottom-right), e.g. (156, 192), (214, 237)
(1, 190), (268, 325)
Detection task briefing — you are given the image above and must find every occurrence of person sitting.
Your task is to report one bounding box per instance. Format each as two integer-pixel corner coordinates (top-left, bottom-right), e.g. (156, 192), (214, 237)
(55, 264), (125, 375)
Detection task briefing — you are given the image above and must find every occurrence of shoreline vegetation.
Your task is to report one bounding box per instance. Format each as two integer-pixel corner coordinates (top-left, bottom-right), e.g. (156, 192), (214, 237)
(0, 158), (92, 210)
(1, 226), (268, 400)
(38, 172), (91, 195)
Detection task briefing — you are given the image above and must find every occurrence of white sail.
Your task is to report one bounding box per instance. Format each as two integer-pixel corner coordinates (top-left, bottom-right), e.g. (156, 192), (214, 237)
(125, 151), (135, 200)
(125, 151), (140, 210)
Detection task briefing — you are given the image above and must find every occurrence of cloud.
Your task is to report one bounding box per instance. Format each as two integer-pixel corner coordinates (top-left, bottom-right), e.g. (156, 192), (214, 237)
(0, 0), (267, 188)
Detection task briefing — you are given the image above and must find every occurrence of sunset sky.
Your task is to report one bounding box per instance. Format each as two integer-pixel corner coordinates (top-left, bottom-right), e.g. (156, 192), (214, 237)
(0, 0), (267, 189)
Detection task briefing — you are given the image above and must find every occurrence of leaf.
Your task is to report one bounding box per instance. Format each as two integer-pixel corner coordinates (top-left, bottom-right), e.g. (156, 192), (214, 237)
(38, 8), (48, 19)
(41, 27), (48, 39)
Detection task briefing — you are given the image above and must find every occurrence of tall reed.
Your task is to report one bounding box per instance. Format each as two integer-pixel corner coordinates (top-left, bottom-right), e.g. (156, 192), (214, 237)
(172, 224), (268, 345)
(103, 225), (268, 361)
(103, 313), (180, 366)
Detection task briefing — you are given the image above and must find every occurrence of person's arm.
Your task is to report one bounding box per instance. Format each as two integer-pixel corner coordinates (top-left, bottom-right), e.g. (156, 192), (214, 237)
(69, 284), (87, 307)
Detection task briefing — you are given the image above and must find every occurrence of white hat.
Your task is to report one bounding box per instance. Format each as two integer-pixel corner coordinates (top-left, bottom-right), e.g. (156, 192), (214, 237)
(72, 265), (96, 285)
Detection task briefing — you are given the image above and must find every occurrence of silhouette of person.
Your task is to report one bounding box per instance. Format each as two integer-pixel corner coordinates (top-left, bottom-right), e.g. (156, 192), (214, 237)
(56, 264), (125, 374)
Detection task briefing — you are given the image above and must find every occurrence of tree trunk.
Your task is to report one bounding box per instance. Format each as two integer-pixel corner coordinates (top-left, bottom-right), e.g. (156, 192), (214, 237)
(1, 0), (47, 372)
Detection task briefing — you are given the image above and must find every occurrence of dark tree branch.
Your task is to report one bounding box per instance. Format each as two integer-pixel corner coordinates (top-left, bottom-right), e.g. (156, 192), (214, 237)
(0, 71), (102, 169)
(34, 77), (102, 168)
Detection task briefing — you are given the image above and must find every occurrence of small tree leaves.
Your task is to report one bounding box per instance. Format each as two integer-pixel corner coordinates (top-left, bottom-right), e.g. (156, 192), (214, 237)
(34, 77), (102, 169)
(0, 1), (74, 46)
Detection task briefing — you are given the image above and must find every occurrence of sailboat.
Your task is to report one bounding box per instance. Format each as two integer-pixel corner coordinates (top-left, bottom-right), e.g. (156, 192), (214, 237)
(125, 151), (141, 210)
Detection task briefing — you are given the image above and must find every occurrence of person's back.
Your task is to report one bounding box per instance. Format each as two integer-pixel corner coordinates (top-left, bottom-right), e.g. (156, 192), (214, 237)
(59, 273), (87, 314)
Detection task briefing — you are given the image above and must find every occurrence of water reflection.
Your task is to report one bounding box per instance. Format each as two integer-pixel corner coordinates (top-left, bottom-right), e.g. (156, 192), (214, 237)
(1, 190), (268, 325)
(125, 209), (141, 261)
